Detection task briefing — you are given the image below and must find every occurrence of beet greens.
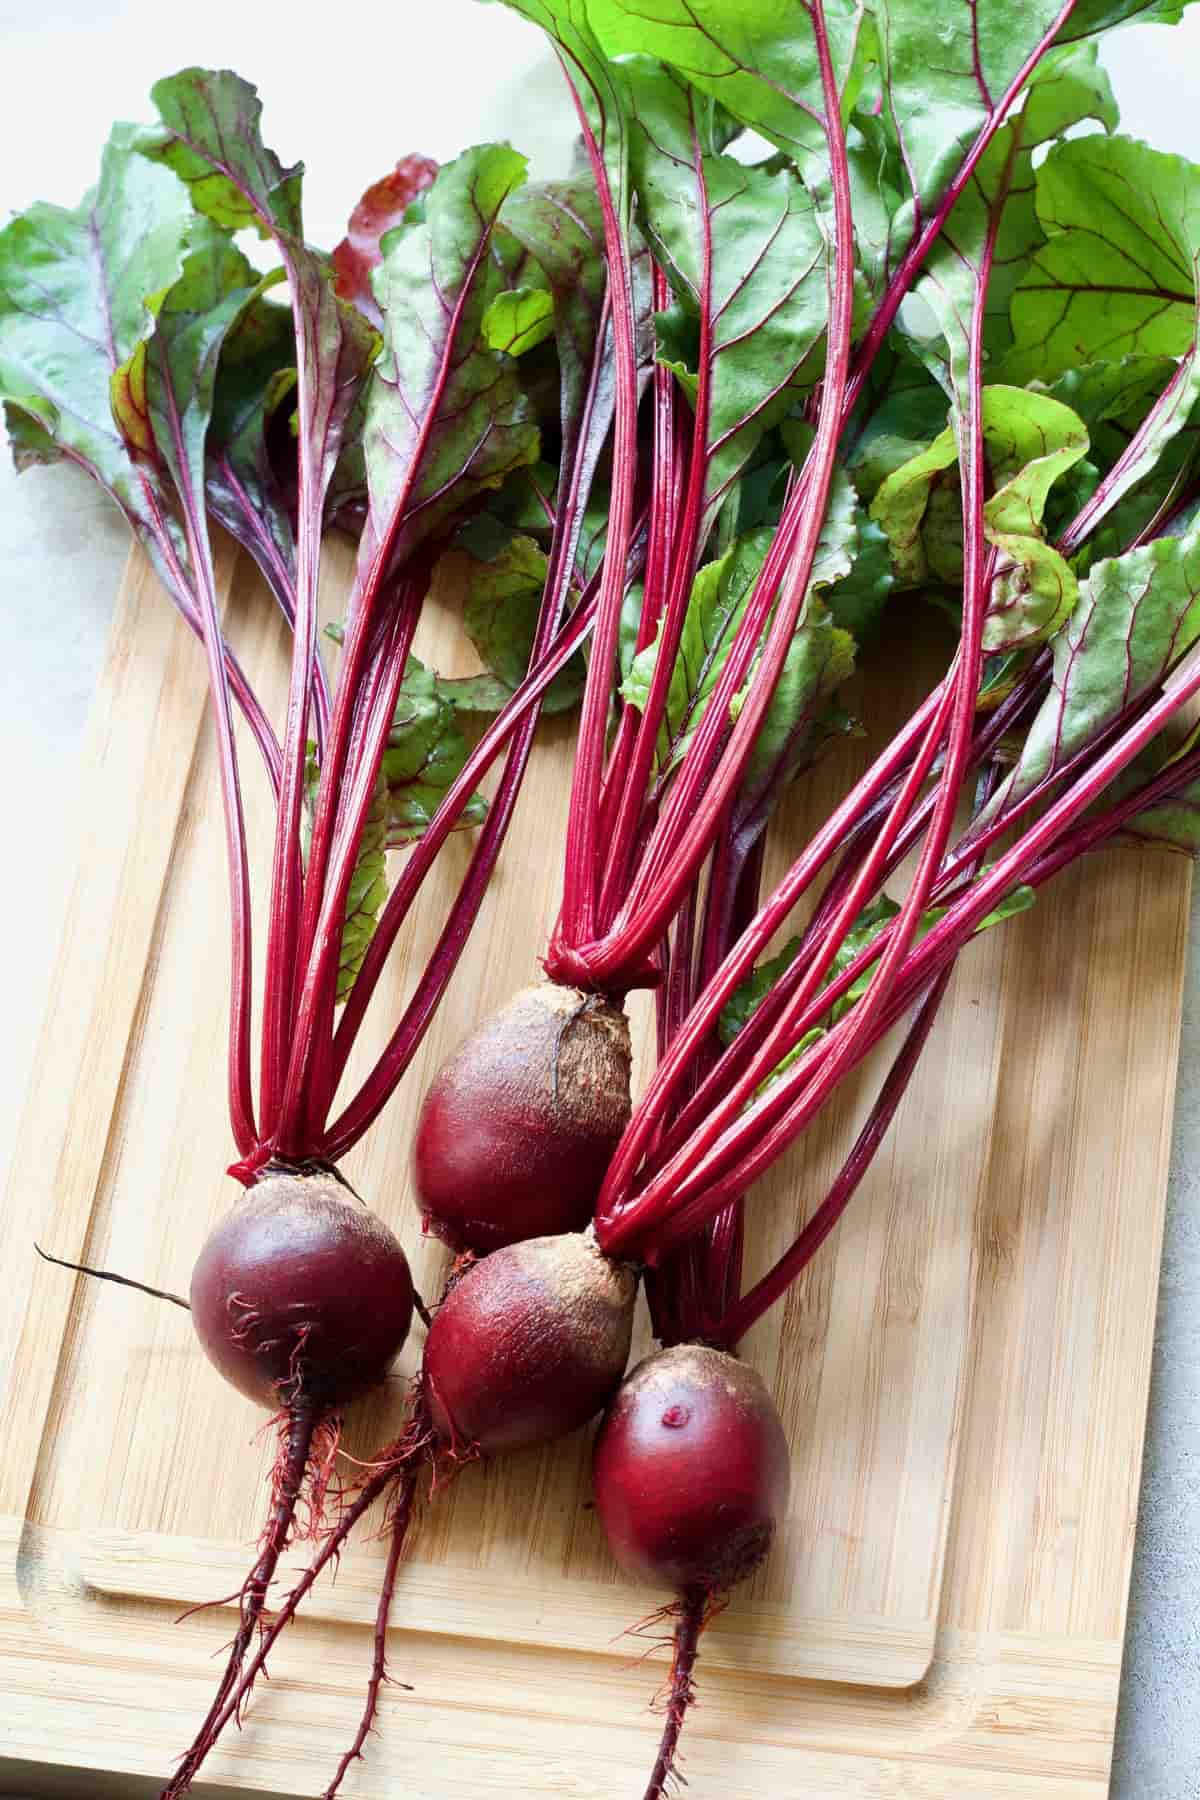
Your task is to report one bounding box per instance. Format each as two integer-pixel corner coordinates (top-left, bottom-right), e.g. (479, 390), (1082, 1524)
(1, 64), (624, 1796)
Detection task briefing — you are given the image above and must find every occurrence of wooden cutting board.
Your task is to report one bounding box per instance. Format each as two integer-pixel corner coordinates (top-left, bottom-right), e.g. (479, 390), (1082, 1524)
(0, 538), (1188, 1798)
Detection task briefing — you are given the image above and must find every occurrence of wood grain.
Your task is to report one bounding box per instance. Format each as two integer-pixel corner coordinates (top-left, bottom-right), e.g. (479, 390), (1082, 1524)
(0, 541), (1188, 1796)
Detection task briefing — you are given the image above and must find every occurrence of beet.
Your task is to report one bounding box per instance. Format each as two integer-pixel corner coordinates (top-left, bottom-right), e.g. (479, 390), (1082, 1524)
(592, 1344), (791, 1800)
(189, 1169), (415, 1410)
(413, 983), (632, 1253)
(423, 1231), (636, 1456)
(593, 1343), (790, 1594)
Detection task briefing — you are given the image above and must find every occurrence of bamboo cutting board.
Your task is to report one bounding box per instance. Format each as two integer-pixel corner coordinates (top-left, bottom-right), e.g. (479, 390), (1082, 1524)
(0, 538), (1189, 1798)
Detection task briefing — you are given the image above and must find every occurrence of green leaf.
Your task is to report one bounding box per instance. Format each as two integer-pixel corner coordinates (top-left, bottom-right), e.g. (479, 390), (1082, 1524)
(3, 404), (62, 471)
(842, 343), (952, 502)
(0, 122), (193, 575)
(1006, 136), (1200, 381)
(738, 459), (859, 795)
(623, 494), (857, 783)
(901, 42), (1119, 398)
(362, 143), (540, 573)
(718, 933), (805, 1045)
(720, 884), (1036, 1075)
(622, 58), (830, 524)
(489, 0), (632, 228)
(482, 285), (555, 356)
(140, 70), (378, 532)
(439, 535), (585, 714)
(1057, 0), (1199, 43)
(1124, 783), (1200, 853)
(141, 67), (302, 237)
(1097, 718), (1200, 852)
(121, 223), (279, 567)
(826, 514), (894, 643)
(623, 531), (773, 774)
(383, 657), (489, 842)
(982, 525), (1200, 824)
(590, 0), (869, 166)
(740, 599), (857, 797)
(870, 0), (1115, 296)
(1003, 138), (1200, 549)
(871, 385), (1088, 648)
(206, 294), (299, 596)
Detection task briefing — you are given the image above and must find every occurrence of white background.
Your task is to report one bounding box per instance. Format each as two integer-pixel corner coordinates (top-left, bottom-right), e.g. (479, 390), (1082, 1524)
(0, 4), (1198, 1793)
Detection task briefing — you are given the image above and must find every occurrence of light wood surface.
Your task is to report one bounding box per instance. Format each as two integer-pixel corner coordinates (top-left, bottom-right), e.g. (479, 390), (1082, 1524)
(0, 540), (1188, 1796)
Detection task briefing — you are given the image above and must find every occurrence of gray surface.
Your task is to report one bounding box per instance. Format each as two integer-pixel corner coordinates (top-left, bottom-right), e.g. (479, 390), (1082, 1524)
(0, 6), (1197, 1796)
(1112, 937), (1200, 1800)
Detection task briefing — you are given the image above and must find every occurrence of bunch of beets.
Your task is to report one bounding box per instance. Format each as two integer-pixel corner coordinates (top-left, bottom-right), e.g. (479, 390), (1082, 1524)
(5, 0), (1200, 1792)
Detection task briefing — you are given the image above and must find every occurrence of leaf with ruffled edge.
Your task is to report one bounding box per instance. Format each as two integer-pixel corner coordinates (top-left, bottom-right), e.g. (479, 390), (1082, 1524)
(138, 68), (379, 556)
(620, 59), (831, 530)
(439, 534), (585, 713)
(205, 292), (298, 607)
(871, 384), (1089, 650)
(360, 143), (541, 580)
(383, 657), (489, 843)
(0, 122), (195, 592)
(977, 524), (1200, 829)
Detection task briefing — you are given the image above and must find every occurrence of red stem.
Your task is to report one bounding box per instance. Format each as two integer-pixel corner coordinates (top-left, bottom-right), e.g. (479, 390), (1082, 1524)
(321, 583), (599, 1119)
(565, 4), (858, 992)
(607, 647), (1200, 1257)
(258, 306), (327, 1139)
(650, 657), (1050, 1176)
(213, 452), (330, 758)
(275, 586), (424, 1155)
(595, 671), (946, 1222)
(557, 62), (642, 950)
(708, 757), (1007, 1350)
(135, 475), (284, 794)
(595, 140), (716, 931)
(157, 384), (259, 1155)
(321, 556), (589, 1157)
(771, 141), (1000, 1157)
(712, 966), (953, 1347)
(595, 286), (686, 867)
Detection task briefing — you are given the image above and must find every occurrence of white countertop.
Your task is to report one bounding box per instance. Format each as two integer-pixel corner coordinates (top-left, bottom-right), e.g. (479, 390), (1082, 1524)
(0, 4), (1197, 1794)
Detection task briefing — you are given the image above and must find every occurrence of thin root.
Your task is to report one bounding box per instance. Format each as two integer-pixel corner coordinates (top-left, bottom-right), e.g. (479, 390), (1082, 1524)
(641, 1589), (712, 1800)
(34, 1243), (190, 1309)
(182, 1387), (436, 1779)
(159, 1406), (318, 1798)
(321, 1456), (422, 1796)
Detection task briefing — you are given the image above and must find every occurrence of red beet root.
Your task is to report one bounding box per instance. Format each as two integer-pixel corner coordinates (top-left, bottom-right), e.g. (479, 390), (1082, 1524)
(413, 983), (632, 1253)
(593, 1344), (791, 1800)
(594, 1344), (790, 1592)
(163, 1170), (415, 1798)
(423, 1231), (636, 1456)
(190, 1169), (415, 1409)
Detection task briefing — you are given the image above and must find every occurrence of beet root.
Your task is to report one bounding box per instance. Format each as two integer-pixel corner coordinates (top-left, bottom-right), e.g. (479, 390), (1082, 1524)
(413, 982), (632, 1253)
(189, 1169), (415, 1410)
(592, 1343), (790, 1593)
(423, 1231), (637, 1456)
(592, 1344), (791, 1800)
(162, 1171), (416, 1798)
